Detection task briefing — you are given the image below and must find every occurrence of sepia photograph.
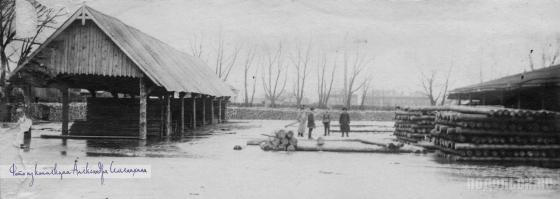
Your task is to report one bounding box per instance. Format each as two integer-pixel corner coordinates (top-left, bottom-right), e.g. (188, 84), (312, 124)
(0, 0), (559, 198)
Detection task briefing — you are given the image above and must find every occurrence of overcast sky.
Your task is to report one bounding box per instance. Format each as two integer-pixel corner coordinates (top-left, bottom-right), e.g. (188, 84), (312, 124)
(37, 0), (560, 99)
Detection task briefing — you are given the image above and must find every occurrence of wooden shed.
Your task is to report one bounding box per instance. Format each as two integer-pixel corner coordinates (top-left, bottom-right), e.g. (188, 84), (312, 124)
(448, 65), (560, 111)
(9, 5), (233, 139)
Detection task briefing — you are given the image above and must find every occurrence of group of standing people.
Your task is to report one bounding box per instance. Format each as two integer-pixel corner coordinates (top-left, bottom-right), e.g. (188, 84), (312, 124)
(286, 106), (351, 139)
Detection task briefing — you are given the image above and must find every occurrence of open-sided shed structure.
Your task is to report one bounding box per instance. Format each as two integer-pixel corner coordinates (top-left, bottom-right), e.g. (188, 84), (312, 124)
(9, 5), (233, 139)
(448, 65), (560, 111)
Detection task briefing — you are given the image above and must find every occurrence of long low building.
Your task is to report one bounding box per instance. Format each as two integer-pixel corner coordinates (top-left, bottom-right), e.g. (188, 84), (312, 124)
(448, 65), (560, 111)
(9, 5), (233, 139)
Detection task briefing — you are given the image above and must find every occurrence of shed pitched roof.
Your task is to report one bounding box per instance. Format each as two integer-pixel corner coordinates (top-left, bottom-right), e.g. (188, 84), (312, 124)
(13, 5), (233, 97)
(448, 64), (560, 97)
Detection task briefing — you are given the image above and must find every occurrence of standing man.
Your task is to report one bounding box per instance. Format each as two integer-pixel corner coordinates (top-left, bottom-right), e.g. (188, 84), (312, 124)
(285, 106), (307, 137)
(307, 107), (316, 139)
(322, 109), (331, 136)
(339, 107), (350, 137)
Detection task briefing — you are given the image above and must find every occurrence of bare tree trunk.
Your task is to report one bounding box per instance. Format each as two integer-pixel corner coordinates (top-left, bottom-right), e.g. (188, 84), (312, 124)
(242, 47), (256, 106)
(214, 32), (240, 81)
(439, 66), (453, 106)
(292, 41), (311, 107)
(262, 43), (287, 108)
(359, 78), (372, 110)
(1, 0), (65, 101)
(316, 53), (336, 108)
(342, 46), (371, 109)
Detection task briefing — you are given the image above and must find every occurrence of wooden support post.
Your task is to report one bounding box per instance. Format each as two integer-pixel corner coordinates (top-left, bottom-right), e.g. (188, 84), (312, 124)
(223, 97), (230, 122)
(61, 87), (69, 135)
(192, 95), (197, 129)
(160, 95), (165, 137)
(88, 89), (96, 98)
(201, 95), (206, 126)
(165, 92), (172, 136)
(139, 78), (147, 140)
(180, 92), (185, 135)
(218, 97), (222, 123)
(111, 91), (119, 99)
(499, 91), (504, 106)
(210, 97), (215, 124)
(517, 92), (521, 109)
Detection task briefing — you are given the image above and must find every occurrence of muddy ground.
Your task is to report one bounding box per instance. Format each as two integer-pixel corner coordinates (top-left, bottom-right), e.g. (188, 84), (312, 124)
(1, 120), (559, 199)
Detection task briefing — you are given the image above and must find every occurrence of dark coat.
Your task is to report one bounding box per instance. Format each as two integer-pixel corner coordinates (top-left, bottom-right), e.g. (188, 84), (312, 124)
(339, 112), (350, 132)
(307, 112), (316, 128)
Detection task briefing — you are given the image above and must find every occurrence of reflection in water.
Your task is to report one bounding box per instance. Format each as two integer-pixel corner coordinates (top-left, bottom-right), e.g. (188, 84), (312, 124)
(10, 121), (560, 198)
(22, 131), (31, 152)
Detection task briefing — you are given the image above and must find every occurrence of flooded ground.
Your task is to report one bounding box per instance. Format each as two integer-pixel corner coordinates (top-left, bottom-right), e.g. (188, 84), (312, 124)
(1, 120), (559, 199)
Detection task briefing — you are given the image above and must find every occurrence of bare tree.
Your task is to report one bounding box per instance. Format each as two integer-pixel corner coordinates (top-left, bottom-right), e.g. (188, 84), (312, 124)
(359, 77), (372, 109)
(189, 33), (204, 58)
(528, 37), (560, 70)
(1, 0), (65, 99)
(540, 39), (560, 68)
(290, 41), (311, 107)
(342, 46), (371, 109)
(242, 46), (257, 106)
(214, 32), (240, 81)
(316, 53), (335, 108)
(419, 66), (452, 106)
(262, 43), (287, 108)
(439, 66), (453, 106)
(420, 70), (439, 106)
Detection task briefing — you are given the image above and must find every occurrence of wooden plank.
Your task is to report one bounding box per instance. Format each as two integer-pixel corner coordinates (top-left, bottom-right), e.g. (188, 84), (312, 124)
(454, 143), (560, 150)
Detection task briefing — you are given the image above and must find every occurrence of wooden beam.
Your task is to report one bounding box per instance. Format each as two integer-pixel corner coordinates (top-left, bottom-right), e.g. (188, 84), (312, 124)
(165, 92), (172, 136)
(179, 92), (185, 135)
(139, 78), (147, 140)
(61, 87), (69, 135)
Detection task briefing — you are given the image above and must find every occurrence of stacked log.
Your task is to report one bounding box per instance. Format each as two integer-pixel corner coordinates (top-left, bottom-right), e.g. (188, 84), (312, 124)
(259, 130), (298, 151)
(432, 107), (560, 162)
(393, 106), (437, 143)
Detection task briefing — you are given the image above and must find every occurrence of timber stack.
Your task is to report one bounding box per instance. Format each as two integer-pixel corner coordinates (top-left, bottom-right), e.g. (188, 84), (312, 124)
(259, 130), (298, 151)
(393, 106), (438, 143)
(432, 106), (560, 162)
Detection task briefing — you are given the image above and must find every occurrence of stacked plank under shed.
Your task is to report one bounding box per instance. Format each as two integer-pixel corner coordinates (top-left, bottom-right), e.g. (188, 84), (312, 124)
(432, 106), (560, 162)
(394, 106), (438, 143)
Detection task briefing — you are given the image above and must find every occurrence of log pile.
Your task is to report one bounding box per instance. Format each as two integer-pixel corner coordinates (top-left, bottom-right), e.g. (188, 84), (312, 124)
(393, 106), (438, 143)
(432, 107), (560, 162)
(259, 130), (298, 151)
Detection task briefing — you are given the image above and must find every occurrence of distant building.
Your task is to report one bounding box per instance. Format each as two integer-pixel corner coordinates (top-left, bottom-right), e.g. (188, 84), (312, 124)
(362, 89), (430, 107)
(328, 91), (358, 106)
(283, 93), (311, 105)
